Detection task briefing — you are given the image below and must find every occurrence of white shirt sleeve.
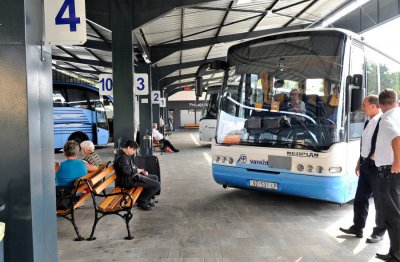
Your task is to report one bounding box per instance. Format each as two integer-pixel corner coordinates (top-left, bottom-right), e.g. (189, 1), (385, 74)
(152, 129), (164, 141)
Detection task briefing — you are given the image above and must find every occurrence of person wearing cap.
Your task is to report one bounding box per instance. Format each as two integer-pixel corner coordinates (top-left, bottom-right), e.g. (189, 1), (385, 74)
(374, 89), (400, 262)
(339, 95), (386, 243)
(80, 140), (102, 171)
(114, 140), (160, 210)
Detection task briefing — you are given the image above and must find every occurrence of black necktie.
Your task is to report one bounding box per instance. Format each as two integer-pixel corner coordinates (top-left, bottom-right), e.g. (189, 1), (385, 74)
(368, 118), (381, 159)
(360, 119), (369, 151)
(363, 119), (369, 130)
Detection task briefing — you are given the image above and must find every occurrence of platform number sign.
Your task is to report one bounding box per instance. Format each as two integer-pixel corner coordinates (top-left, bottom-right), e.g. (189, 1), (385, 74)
(99, 74), (113, 96)
(133, 73), (149, 95)
(151, 91), (161, 104)
(159, 98), (166, 107)
(44, 0), (87, 45)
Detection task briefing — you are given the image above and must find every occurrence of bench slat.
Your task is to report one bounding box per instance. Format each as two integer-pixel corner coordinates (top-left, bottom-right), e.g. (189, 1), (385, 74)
(88, 165), (114, 188)
(97, 187), (122, 211)
(93, 173), (117, 195)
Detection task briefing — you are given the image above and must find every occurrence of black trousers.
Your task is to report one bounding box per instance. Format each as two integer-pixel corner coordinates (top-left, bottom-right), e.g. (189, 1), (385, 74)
(160, 138), (178, 151)
(353, 159), (386, 236)
(377, 169), (400, 261)
(134, 174), (160, 202)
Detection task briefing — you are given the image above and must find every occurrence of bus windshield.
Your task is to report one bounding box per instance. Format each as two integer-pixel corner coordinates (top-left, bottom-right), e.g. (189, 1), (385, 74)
(217, 31), (347, 151)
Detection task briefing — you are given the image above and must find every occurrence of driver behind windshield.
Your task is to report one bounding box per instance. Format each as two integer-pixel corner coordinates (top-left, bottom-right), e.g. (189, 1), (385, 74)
(287, 89), (306, 114)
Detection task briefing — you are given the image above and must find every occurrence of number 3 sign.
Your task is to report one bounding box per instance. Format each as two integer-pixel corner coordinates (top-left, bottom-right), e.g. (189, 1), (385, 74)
(44, 0), (87, 45)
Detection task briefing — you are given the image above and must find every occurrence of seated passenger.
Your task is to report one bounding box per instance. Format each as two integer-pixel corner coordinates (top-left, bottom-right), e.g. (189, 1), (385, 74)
(56, 141), (88, 187)
(287, 89), (306, 114)
(152, 123), (179, 152)
(56, 141), (88, 209)
(114, 140), (160, 210)
(80, 140), (102, 171)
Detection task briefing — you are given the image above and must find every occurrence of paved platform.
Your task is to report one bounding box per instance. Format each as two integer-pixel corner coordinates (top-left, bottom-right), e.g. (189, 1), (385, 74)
(56, 131), (389, 261)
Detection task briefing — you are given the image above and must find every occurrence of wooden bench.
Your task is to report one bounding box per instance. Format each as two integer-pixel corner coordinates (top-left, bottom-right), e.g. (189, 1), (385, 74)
(184, 123), (199, 128)
(85, 164), (143, 240)
(56, 162), (108, 241)
(152, 136), (163, 153)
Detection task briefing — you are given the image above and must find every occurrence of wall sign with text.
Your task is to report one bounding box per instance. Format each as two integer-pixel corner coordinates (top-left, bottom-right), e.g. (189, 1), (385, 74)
(133, 73), (149, 95)
(151, 91), (160, 104)
(98, 74), (113, 96)
(44, 0), (87, 45)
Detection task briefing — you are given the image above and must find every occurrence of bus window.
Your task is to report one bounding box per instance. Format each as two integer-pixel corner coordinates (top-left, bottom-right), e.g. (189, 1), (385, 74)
(66, 88), (89, 109)
(53, 88), (67, 107)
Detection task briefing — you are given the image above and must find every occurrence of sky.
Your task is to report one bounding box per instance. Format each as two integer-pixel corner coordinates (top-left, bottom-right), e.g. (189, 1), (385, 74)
(361, 17), (400, 61)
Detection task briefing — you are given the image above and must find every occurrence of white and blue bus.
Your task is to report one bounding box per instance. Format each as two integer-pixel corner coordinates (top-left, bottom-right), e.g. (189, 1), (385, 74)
(196, 28), (400, 204)
(52, 81), (113, 149)
(199, 85), (219, 142)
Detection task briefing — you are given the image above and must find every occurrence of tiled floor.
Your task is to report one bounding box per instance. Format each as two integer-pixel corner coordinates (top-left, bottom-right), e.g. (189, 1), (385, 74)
(57, 130), (389, 261)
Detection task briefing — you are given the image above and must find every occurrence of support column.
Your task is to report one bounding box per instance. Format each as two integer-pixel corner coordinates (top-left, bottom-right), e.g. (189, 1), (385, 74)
(0, 0), (57, 261)
(137, 62), (153, 155)
(111, 0), (136, 148)
(152, 72), (161, 128)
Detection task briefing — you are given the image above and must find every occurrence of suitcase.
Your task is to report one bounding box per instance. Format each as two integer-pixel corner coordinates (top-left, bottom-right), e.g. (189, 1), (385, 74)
(134, 155), (161, 195)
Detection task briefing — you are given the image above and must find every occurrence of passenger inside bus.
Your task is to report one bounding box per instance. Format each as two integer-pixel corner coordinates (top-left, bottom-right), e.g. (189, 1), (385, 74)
(286, 88), (306, 114)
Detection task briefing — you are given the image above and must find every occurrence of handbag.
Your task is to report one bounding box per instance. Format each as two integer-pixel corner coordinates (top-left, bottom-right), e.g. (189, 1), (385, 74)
(56, 186), (74, 210)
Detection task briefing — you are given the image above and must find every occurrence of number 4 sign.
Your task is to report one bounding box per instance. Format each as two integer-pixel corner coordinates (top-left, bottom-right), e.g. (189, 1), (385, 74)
(44, 0), (87, 45)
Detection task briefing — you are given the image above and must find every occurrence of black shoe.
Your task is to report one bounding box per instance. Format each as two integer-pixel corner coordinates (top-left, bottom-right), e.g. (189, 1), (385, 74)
(173, 149), (179, 152)
(339, 226), (363, 238)
(137, 201), (152, 210)
(367, 234), (383, 243)
(376, 253), (391, 261)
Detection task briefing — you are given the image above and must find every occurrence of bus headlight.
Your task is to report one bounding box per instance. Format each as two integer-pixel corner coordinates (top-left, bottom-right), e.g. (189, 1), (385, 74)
(329, 167), (342, 173)
(215, 156), (221, 163)
(228, 157), (234, 164)
(316, 166), (323, 173)
(222, 157), (227, 163)
(297, 164), (304, 172)
(306, 165), (313, 172)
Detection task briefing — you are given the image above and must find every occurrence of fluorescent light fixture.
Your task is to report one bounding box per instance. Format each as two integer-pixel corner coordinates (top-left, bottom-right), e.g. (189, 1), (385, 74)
(321, 0), (370, 28)
(142, 53), (151, 64)
(233, 0), (253, 5)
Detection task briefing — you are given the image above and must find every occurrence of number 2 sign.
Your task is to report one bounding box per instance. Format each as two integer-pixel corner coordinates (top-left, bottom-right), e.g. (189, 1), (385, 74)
(44, 0), (87, 45)
(151, 91), (160, 104)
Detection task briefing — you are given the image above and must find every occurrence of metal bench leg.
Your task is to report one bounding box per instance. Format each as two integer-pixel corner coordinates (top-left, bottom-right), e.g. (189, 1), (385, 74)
(123, 212), (134, 240)
(87, 211), (100, 241)
(70, 210), (84, 241)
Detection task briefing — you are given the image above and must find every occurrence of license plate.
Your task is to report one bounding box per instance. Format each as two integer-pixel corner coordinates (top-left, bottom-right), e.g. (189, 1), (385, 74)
(249, 180), (278, 190)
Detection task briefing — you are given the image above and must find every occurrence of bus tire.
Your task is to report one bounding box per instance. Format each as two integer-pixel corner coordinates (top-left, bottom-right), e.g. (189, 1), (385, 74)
(223, 184), (227, 189)
(68, 132), (89, 145)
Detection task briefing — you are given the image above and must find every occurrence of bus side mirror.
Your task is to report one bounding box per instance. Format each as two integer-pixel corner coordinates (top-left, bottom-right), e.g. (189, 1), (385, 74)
(350, 74), (364, 111)
(195, 77), (203, 97)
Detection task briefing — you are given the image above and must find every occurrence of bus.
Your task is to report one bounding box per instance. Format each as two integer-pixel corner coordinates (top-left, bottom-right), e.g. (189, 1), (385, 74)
(52, 81), (113, 150)
(195, 28), (400, 204)
(199, 85), (219, 142)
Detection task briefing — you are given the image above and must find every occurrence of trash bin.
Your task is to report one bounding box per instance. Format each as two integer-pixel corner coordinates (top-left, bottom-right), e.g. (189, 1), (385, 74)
(143, 131), (152, 156)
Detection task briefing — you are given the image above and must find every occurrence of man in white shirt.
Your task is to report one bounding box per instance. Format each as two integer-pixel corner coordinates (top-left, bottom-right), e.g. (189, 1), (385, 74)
(374, 89), (400, 262)
(340, 95), (386, 243)
(152, 123), (179, 152)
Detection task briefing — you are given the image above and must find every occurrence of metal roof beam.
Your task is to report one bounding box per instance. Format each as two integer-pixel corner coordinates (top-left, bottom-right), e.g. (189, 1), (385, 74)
(150, 24), (308, 63)
(52, 55), (112, 68)
(162, 70), (219, 87)
(79, 40), (111, 51)
(156, 56), (225, 79)
(164, 76), (223, 89)
(284, 0), (319, 27)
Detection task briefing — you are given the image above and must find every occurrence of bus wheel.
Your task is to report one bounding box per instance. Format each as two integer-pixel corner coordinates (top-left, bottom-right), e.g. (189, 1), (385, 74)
(68, 132), (89, 145)
(223, 184), (227, 189)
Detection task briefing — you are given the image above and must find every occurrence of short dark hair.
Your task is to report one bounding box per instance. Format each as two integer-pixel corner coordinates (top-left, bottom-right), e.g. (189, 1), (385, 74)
(379, 88), (398, 106)
(64, 140), (80, 157)
(366, 95), (379, 107)
(123, 140), (138, 149)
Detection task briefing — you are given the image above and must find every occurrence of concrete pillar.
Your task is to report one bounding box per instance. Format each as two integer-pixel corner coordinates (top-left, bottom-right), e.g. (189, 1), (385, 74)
(0, 0), (57, 261)
(111, 0), (136, 148)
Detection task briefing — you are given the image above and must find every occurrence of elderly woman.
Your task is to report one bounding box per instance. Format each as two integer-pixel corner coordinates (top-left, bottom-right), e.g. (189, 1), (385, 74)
(80, 140), (102, 171)
(287, 88), (306, 114)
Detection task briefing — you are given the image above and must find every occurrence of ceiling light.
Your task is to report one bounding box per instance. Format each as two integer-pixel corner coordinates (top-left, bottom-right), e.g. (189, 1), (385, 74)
(234, 0), (253, 5)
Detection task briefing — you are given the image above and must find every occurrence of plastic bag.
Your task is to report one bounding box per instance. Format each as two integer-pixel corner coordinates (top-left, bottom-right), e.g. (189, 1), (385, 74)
(165, 146), (173, 153)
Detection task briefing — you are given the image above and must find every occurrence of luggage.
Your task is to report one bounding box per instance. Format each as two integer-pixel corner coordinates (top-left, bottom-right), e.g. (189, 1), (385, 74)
(134, 155), (161, 195)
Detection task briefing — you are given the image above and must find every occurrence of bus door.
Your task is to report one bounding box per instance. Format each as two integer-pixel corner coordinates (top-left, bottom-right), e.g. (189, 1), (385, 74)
(94, 101), (110, 145)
